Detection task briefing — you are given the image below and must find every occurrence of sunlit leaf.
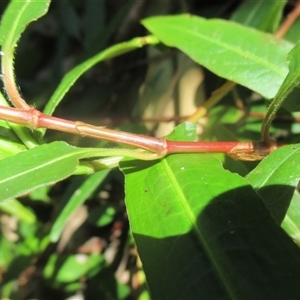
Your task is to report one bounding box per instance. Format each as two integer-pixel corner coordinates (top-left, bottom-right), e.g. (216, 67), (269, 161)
(44, 253), (105, 283)
(0, 141), (114, 202)
(142, 14), (293, 99)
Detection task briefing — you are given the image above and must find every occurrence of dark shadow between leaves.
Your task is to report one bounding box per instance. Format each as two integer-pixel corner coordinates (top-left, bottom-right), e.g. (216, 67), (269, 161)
(132, 185), (300, 300)
(120, 159), (161, 175)
(256, 184), (296, 225)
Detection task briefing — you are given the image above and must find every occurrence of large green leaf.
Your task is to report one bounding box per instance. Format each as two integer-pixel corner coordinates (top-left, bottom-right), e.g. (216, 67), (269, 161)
(121, 124), (300, 299)
(246, 144), (300, 224)
(231, 0), (286, 32)
(142, 15), (293, 99)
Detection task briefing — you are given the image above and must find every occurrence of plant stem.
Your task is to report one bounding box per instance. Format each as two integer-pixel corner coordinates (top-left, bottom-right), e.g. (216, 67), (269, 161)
(167, 140), (274, 161)
(1, 51), (30, 110)
(0, 105), (275, 160)
(275, 0), (300, 39)
(75, 122), (167, 154)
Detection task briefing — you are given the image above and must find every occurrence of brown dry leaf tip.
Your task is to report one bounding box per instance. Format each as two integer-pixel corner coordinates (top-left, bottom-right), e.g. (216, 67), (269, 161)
(227, 142), (273, 161)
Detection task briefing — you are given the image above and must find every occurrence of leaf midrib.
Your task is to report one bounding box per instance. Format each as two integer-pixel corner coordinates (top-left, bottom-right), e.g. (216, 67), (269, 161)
(0, 151), (79, 185)
(162, 157), (237, 299)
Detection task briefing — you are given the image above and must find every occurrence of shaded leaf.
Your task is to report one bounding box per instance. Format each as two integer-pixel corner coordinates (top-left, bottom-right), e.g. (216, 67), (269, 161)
(285, 18), (300, 43)
(247, 144), (300, 224)
(142, 14), (293, 99)
(231, 0), (286, 32)
(282, 189), (300, 246)
(50, 169), (110, 243)
(43, 35), (159, 120)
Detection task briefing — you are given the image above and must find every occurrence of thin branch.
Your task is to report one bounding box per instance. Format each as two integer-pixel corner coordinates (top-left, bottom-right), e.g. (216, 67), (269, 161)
(1, 51), (30, 110)
(186, 81), (236, 123)
(275, 0), (300, 39)
(0, 105), (276, 161)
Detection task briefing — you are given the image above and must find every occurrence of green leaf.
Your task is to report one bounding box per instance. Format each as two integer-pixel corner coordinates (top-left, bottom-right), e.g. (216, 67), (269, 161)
(50, 169), (110, 243)
(231, 0), (286, 32)
(142, 14), (293, 99)
(0, 199), (36, 223)
(285, 18), (300, 43)
(262, 42), (300, 143)
(0, 142), (82, 201)
(42, 35), (159, 121)
(282, 190), (300, 246)
(246, 144), (300, 224)
(0, 141), (110, 202)
(121, 124), (300, 299)
(0, 0), (50, 48)
(0, 136), (174, 203)
(44, 253), (105, 283)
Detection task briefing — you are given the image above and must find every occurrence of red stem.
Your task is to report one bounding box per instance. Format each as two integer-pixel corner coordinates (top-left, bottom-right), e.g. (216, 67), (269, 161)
(167, 141), (243, 153)
(0, 105), (275, 160)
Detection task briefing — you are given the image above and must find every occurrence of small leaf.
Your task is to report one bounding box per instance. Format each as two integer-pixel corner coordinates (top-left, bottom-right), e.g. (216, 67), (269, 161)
(142, 14), (293, 99)
(44, 253), (105, 283)
(0, 199), (36, 223)
(246, 144), (300, 224)
(271, 41), (300, 112)
(50, 169), (110, 243)
(43, 35), (159, 120)
(262, 41), (300, 142)
(282, 190), (300, 246)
